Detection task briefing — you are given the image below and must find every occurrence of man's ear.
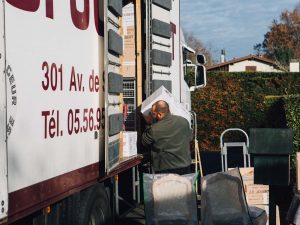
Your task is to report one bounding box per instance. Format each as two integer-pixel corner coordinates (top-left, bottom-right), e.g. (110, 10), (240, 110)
(156, 112), (162, 120)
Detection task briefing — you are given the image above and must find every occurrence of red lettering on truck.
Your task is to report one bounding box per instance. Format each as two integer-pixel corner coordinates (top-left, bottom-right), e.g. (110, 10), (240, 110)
(70, 0), (90, 30)
(6, 0), (53, 18)
(42, 61), (63, 91)
(6, 0), (104, 36)
(46, 0), (54, 19)
(93, 0), (104, 36)
(42, 110), (61, 139)
(6, 0), (40, 12)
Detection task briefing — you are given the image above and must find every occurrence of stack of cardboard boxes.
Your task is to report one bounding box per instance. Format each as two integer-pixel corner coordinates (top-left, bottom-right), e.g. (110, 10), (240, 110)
(238, 168), (269, 224)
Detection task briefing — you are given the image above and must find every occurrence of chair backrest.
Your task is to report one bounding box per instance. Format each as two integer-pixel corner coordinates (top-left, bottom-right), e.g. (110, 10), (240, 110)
(152, 174), (194, 223)
(201, 169), (252, 225)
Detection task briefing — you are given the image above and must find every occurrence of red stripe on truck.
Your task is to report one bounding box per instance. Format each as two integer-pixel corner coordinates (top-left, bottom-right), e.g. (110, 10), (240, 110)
(7, 155), (143, 224)
(7, 163), (100, 224)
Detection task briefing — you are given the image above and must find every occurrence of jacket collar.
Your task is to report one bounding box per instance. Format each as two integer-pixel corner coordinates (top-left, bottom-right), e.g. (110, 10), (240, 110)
(160, 113), (171, 121)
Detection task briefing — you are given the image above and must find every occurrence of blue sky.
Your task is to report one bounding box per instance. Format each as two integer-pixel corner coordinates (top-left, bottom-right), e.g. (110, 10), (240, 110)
(180, 0), (299, 62)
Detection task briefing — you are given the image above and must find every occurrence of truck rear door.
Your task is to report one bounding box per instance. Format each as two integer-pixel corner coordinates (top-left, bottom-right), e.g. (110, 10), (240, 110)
(0, 1), (8, 221)
(145, 0), (173, 96)
(104, 0), (124, 172)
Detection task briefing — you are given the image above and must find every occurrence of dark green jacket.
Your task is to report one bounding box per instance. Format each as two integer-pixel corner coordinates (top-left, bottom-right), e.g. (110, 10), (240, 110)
(142, 114), (192, 172)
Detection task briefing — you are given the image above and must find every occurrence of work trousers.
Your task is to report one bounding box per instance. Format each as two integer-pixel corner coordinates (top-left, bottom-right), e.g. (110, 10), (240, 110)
(156, 165), (191, 175)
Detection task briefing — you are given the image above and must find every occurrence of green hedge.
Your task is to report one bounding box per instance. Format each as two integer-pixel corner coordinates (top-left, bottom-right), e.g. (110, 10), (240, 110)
(284, 97), (300, 175)
(192, 72), (300, 151)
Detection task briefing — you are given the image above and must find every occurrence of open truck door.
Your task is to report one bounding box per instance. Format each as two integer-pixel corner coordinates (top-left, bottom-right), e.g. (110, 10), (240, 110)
(145, 0), (173, 96)
(0, 1), (8, 221)
(104, 0), (124, 172)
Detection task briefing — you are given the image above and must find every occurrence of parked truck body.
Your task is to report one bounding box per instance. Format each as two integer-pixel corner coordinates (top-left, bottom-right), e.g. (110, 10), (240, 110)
(0, 1), (202, 224)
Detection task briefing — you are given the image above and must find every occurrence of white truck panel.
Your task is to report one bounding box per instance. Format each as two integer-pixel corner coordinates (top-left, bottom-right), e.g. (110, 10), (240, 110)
(5, 1), (104, 192)
(150, 1), (172, 97)
(150, 1), (185, 107)
(170, 0), (181, 103)
(152, 36), (171, 52)
(0, 1), (8, 220)
(152, 4), (170, 23)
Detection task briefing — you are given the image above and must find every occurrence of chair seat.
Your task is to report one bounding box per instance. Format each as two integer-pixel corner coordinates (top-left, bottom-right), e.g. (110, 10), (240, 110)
(249, 206), (268, 225)
(212, 208), (250, 225)
(211, 207), (267, 225)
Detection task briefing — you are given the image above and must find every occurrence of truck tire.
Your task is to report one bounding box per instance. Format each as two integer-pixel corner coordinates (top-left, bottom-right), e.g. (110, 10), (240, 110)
(77, 184), (112, 225)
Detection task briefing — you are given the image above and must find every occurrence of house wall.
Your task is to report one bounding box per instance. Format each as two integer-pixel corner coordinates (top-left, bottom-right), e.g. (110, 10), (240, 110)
(229, 60), (282, 72)
(290, 62), (300, 72)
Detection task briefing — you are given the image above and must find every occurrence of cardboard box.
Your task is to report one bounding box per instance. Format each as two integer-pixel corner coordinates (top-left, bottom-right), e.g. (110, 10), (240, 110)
(141, 86), (191, 125)
(122, 131), (137, 158)
(246, 184), (269, 205)
(229, 167), (269, 205)
(121, 2), (136, 78)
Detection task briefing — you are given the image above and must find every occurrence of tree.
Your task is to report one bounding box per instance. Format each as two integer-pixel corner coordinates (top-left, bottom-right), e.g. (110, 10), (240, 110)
(184, 31), (214, 67)
(253, 43), (263, 55)
(255, 3), (300, 70)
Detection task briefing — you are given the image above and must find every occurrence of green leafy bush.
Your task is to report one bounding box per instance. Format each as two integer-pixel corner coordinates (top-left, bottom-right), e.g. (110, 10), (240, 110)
(284, 97), (300, 175)
(192, 72), (300, 151)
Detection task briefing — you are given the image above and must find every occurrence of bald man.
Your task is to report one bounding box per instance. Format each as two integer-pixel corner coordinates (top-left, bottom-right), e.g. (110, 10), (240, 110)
(142, 100), (192, 175)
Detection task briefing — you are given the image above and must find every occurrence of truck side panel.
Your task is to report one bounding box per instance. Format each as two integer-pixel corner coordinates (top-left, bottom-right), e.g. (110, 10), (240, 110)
(0, 1), (8, 222)
(104, 0), (124, 172)
(151, 3), (173, 93)
(4, 0), (105, 221)
(169, 1), (181, 103)
(170, 1), (191, 110)
(146, 0), (190, 112)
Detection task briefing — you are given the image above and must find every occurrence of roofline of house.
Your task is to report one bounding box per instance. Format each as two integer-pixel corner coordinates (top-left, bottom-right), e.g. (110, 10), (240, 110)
(207, 55), (279, 70)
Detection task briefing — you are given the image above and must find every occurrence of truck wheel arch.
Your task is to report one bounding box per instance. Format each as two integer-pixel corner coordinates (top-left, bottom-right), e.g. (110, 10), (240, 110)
(76, 183), (112, 225)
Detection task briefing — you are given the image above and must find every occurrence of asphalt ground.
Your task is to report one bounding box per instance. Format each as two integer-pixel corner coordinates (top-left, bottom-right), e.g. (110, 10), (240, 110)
(116, 204), (145, 225)
(116, 204), (202, 225)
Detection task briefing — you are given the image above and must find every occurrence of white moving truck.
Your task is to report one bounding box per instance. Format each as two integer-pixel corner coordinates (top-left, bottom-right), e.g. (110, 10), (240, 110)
(0, 0), (204, 224)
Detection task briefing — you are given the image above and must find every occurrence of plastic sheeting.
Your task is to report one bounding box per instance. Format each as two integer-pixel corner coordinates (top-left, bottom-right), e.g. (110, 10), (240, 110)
(201, 168), (267, 225)
(143, 173), (198, 225)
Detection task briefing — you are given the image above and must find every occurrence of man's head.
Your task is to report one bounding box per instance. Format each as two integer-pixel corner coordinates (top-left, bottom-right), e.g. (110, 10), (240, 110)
(153, 100), (170, 121)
